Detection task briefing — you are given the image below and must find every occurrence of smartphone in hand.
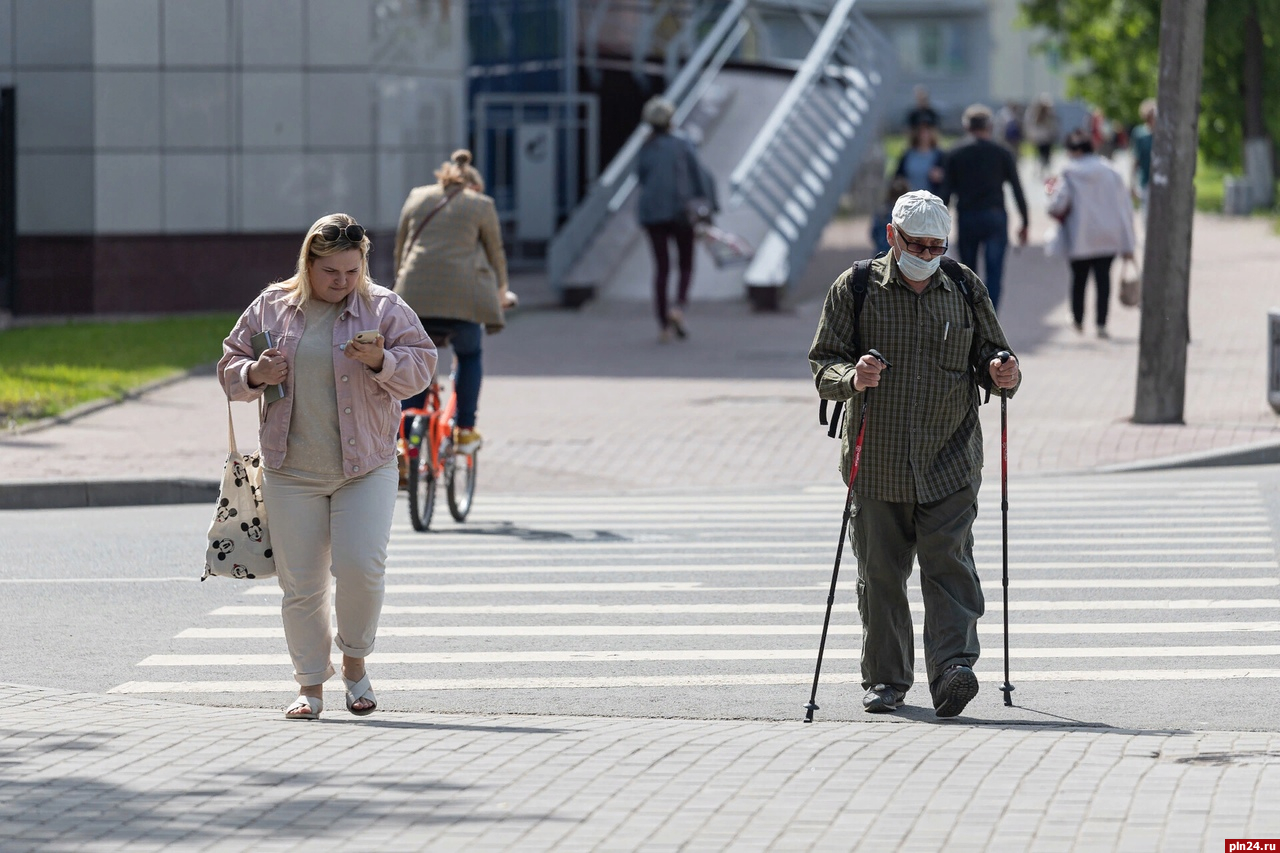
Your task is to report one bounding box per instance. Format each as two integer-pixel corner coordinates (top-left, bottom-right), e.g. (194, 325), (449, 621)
(249, 331), (285, 404)
(353, 330), (380, 344)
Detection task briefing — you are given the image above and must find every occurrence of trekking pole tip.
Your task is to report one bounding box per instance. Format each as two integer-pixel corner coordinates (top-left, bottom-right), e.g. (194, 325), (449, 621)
(803, 702), (819, 723)
(1000, 684), (1015, 706)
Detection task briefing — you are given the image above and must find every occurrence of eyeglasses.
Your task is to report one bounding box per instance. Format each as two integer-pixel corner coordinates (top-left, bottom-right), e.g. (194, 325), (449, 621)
(317, 222), (366, 243)
(895, 228), (948, 257)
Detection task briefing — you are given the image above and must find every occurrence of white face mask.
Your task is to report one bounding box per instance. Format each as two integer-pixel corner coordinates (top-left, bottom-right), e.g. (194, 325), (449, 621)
(895, 244), (942, 280)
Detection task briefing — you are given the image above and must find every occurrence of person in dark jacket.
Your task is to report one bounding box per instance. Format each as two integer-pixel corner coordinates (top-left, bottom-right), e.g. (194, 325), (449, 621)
(635, 96), (718, 342)
(944, 104), (1030, 313)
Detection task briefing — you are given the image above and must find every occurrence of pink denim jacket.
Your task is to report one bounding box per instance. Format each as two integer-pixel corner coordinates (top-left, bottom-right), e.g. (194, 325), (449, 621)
(218, 283), (437, 477)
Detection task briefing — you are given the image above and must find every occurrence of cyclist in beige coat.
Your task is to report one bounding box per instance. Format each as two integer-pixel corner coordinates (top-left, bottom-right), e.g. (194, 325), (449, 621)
(393, 150), (515, 456)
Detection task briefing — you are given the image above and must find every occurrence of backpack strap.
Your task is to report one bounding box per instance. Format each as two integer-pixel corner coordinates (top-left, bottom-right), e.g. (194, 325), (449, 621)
(819, 257), (876, 438)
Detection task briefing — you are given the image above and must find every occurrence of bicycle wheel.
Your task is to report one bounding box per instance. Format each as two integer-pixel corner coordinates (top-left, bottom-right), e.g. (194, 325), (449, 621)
(406, 417), (436, 532)
(447, 449), (477, 522)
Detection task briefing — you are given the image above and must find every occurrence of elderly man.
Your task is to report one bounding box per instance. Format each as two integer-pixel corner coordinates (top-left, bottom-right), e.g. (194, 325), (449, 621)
(808, 190), (1021, 718)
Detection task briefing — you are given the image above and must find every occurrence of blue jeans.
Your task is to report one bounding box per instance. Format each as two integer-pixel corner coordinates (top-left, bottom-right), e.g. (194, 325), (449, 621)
(957, 208), (1009, 311)
(401, 319), (482, 429)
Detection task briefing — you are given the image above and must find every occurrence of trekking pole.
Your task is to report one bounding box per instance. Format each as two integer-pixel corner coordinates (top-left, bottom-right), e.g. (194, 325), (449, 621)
(805, 349), (889, 723)
(995, 350), (1015, 707)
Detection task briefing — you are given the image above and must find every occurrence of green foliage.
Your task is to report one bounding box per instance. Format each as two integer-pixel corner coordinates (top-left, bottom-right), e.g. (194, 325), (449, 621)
(1019, 0), (1280, 169)
(1193, 154), (1227, 213)
(0, 314), (238, 425)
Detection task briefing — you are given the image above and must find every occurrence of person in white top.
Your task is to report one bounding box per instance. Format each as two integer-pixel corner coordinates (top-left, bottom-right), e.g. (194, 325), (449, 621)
(1046, 130), (1136, 339)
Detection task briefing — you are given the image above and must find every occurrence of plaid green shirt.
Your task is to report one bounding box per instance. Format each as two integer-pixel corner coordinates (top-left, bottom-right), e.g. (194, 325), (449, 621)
(808, 254), (1020, 503)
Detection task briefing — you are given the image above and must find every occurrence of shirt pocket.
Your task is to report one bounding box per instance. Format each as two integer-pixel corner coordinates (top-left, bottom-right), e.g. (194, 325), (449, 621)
(930, 302), (973, 372)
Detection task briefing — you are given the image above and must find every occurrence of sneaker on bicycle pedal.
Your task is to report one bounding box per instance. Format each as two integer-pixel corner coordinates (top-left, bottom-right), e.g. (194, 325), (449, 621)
(454, 427), (483, 454)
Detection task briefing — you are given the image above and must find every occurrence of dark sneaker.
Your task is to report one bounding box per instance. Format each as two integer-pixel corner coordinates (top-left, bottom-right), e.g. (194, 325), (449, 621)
(934, 665), (979, 718)
(862, 684), (905, 713)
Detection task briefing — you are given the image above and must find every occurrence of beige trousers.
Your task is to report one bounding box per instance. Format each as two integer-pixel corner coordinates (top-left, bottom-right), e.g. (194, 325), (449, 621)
(263, 463), (398, 686)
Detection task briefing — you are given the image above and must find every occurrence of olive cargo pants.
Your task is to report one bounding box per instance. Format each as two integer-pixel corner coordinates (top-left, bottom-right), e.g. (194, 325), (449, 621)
(851, 482), (985, 706)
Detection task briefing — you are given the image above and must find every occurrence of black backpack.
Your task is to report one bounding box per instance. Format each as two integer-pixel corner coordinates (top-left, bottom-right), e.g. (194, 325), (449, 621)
(819, 255), (983, 439)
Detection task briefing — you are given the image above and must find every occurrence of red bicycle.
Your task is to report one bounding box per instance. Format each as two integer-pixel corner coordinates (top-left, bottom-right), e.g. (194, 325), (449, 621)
(399, 334), (477, 531)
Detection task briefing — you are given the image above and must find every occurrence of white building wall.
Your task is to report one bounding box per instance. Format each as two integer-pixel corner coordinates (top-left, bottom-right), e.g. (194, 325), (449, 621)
(986, 0), (1069, 105)
(0, 0), (467, 237)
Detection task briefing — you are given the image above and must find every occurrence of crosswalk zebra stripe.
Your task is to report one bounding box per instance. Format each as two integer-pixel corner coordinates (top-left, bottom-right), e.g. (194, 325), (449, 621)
(479, 492), (1261, 506)
(137, 645), (1280, 667)
(417, 511), (1269, 523)
(106, 668), (1280, 695)
(393, 518), (1273, 537)
(378, 562), (1280, 575)
(396, 513), (1268, 524)
(483, 492), (1262, 505)
(0, 577), (199, 584)
(801, 482), (1258, 494)
(444, 492), (1261, 502)
(211, 599), (1280, 617)
(241, 582), (835, 595)
(396, 521), (1274, 539)
(386, 542), (1275, 556)
(175, 621), (1280, 640)
(240, 578), (1280, 596)
(101, 666), (1280, 696)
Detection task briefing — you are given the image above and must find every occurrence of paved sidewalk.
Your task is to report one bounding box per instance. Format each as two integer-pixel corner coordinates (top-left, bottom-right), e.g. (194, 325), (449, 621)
(1, 210), (1276, 506)
(3, 173), (1280, 852)
(4, 683), (1278, 852)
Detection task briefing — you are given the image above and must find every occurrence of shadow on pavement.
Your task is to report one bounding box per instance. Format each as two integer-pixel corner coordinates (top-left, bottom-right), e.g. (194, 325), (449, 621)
(348, 718), (571, 736)
(885, 704), (1193, 736)
(0, 773), (571, 848)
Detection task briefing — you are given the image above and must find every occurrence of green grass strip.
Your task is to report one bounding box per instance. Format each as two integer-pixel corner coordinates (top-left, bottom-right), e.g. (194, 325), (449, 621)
(0, 313), (239, 426)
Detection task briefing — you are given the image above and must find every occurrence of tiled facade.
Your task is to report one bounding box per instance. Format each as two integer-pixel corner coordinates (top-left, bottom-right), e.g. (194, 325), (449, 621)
(0, 0), (466, 315)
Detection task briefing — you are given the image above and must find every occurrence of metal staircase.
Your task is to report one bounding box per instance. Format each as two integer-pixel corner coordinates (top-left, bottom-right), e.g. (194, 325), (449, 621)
(729, 0), (894, 297)
(549, 0), (752, 300)
(548, 0), (895, 305)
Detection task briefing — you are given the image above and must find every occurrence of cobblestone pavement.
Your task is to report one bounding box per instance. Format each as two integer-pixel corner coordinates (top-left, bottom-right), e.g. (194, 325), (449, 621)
(2, 168), (1279, 850)
(3, 683), (1279, 852)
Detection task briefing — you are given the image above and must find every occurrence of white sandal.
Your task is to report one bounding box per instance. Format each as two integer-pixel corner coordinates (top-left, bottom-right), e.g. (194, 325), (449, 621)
(343, 672), (378, 716)
(284, 694), (323, 721)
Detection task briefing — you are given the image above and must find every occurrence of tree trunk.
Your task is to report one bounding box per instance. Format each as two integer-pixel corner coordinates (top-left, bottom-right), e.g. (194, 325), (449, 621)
(1242, 0), (1266, 139)
(1134, 0), (1207, 424)
(1241, 0), (1274, 208)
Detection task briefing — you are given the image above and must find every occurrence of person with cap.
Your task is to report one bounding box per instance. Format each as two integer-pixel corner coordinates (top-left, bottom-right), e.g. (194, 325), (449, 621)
(808, 190), (1022, 719)
(635, 96), (718, 342)
(943, 104), (1029, 313)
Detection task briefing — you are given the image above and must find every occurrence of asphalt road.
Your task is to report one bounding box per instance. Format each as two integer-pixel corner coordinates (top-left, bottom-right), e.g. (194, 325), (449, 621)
(2, 465), (1278, 733)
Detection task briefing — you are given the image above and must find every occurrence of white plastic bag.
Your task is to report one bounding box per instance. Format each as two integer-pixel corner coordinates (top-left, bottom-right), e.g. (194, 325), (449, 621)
(698, 224), (755, 268)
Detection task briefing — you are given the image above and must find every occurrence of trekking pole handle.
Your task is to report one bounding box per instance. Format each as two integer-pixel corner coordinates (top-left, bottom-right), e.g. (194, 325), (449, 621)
(867, 348), (891, 368)
(996, 350), (1012, 363)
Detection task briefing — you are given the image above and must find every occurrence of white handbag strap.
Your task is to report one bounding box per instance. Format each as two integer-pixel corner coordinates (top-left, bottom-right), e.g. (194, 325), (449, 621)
(226, 398), (239, 456)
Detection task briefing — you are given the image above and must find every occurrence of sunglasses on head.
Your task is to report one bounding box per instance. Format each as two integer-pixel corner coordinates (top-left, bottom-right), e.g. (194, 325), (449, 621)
(318, 222), (365, 243)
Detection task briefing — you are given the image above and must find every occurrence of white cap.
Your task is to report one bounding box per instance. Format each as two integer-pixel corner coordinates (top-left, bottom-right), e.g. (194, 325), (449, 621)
(891, 190), (951, 240)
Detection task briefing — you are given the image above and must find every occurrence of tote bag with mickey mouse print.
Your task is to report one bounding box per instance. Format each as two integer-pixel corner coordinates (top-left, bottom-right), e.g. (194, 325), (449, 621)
(202, 402), (275, 580)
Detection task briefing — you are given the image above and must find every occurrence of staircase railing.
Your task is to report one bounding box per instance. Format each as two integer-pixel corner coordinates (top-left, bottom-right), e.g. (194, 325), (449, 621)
(729, 0), (894, 289)
(548, 0), (751, 291)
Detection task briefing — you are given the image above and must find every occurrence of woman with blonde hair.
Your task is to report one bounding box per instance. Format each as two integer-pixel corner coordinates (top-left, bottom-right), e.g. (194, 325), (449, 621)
(219, 213), (437, 720)
(393, 149), (516, 456)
